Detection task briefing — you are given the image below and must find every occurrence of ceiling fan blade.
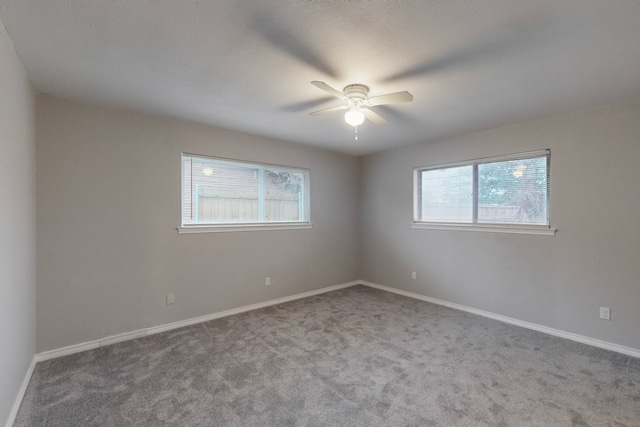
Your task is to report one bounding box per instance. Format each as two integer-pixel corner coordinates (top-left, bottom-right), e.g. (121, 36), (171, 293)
(368, 91), (413, 106)
(311, 81), (349, 100)
(308, 105), (348, 116)
(362, 108), (388, 126)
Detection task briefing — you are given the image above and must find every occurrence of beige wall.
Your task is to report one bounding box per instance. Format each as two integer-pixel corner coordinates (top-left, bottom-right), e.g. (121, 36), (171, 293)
(360, 99), (640, 350)
(36, 96), (360, 352)
(32, 88), (640, 354)
(0, 20), (36, 424)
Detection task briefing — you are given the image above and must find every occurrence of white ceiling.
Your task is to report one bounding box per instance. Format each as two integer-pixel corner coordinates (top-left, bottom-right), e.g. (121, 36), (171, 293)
(1, 1), (639, 156)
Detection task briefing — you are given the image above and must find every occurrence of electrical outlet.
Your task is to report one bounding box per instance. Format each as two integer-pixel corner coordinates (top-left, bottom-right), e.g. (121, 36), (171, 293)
(600, 307), (610, 320)
(411, 271), (417, 280)
(166, 293), (175, 305)
(265, 277), (271, 286)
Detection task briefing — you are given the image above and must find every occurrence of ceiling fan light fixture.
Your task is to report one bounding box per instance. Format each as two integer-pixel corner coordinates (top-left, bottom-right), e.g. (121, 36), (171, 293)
(344, 107), (365, 126)
(309, 81), (411, 129)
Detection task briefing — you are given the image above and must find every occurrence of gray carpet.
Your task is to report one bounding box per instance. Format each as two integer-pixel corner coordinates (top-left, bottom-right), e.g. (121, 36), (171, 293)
(14, 285), (640, 426)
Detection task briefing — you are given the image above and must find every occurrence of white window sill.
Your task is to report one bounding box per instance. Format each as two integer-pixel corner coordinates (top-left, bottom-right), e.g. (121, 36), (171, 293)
(411, 222), (557, 236)
(177, 222), (313, 234)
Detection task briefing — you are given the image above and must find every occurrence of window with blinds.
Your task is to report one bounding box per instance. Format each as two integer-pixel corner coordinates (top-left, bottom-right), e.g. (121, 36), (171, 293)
(182, 154), (310, 226)
(414, 150), (550, 227)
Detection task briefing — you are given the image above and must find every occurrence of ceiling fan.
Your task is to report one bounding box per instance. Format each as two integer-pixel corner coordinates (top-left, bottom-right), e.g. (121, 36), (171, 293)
(308, 81), (413, 127)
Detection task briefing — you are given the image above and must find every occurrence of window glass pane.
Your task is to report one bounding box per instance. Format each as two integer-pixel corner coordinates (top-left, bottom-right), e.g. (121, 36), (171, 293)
(264, 169), (303, 222)
(184, 159), (259, 224)
(420, 165), (473, 222)
(478, 156), (548, 225)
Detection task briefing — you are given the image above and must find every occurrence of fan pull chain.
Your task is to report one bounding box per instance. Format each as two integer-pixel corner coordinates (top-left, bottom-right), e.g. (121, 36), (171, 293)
(355, 125), (358, 141)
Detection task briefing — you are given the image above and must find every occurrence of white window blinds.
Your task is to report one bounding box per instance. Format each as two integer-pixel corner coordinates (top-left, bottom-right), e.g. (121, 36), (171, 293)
(415, 150), (550, 226)
(182, 154), (310, 226)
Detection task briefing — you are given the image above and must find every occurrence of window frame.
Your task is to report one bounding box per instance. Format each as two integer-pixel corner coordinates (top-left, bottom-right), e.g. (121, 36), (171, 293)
(412, 150), (556, 235)
(178, 153), (311, 234)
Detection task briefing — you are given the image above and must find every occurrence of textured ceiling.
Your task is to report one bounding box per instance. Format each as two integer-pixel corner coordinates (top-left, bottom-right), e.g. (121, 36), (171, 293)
(1, 1), (640, 155)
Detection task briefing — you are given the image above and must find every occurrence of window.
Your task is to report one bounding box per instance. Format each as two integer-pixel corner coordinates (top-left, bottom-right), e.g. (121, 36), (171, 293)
(413, 150), (554, 235)
(180, 154), (310, 232)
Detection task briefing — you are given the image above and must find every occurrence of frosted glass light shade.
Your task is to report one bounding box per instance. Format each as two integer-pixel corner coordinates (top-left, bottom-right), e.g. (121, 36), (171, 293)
(344, 109), (365, 126)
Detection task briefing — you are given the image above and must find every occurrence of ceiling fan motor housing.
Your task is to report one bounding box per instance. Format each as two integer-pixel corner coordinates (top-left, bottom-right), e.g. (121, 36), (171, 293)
(343, 84), (369, 104)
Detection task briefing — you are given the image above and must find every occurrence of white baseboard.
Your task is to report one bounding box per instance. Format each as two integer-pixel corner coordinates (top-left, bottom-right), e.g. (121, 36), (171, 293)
(35, 280), (360, 362)
(35, 279), (640, 363)
(360, 280), (640, 359)
(12, 278), (638, 426)
(4, 356), (36, 427)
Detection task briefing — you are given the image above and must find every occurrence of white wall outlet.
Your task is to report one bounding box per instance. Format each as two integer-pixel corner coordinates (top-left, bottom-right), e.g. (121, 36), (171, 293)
(166, 293), (175, 305)
(411, 271), (417, 280)
(265, 277), (271, 286)
(600, 307), (610, 320)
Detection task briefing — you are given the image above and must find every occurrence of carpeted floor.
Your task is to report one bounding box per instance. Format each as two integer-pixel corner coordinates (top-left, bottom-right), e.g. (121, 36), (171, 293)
(15, 285), (640, 426)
